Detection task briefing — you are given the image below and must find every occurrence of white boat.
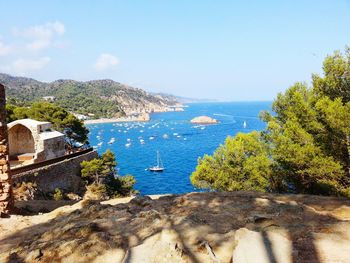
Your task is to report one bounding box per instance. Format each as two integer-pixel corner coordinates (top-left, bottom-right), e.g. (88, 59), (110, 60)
(148, 151), (165, 172)
(125, 143), (131, 147)
(97, 142), (103, 147)
(243, 121), (247, 128)
(108, 138), (116, 144)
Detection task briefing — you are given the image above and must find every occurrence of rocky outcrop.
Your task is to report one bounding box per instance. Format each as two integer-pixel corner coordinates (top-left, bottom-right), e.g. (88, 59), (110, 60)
(191, 115), (218, 124)
(1, 192), (350, 262)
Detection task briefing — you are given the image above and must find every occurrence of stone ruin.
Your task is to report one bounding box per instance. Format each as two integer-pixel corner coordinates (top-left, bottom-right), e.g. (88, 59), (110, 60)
(0, 83), (13, 216)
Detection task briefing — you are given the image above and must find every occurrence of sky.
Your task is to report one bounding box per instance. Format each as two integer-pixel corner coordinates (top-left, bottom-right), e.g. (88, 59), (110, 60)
(0, 1), (350, 101)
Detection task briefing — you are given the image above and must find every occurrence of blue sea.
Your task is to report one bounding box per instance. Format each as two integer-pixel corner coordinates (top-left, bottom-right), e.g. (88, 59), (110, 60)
(87, 102), (271, 195)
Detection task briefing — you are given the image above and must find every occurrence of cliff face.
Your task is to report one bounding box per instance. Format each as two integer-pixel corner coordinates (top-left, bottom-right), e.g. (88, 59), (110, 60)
(1, 191), (350, 262)
(0, 73), (181, 118)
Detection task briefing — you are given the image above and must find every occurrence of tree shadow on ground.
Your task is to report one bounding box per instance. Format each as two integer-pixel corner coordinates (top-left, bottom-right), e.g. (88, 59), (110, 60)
(1, 191), (350, 262)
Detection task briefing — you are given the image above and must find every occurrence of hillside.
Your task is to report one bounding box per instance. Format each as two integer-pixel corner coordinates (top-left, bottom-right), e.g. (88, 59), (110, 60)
(0, 73), (181, 118)
(1, 191), (350, 262)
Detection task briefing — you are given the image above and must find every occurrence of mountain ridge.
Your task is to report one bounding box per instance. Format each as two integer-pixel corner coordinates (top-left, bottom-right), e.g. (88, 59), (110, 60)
(0, 73), (182, 118)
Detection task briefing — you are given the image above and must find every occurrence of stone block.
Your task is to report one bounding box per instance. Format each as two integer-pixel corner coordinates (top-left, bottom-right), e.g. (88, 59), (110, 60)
(1, 165), (8, 172)
(0, 172), (9, 180)
(0, 194), (9, 201)
(0, 145), (7, 152)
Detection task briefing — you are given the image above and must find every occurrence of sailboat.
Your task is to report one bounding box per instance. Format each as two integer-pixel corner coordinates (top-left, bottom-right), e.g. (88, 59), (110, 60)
(148, 151), (165, 172)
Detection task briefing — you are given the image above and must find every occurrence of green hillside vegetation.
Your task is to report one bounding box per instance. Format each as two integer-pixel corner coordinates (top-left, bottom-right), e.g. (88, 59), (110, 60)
(191, 47), (350, 197)
(81, 149), (137, 199)
(0, 76), (178, 118)
(6, 102), (89, 145)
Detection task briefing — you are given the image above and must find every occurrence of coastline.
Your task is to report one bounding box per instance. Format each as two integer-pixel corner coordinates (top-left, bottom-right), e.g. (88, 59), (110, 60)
(84, 114), (150, 125)
(84, 105), (185, 125)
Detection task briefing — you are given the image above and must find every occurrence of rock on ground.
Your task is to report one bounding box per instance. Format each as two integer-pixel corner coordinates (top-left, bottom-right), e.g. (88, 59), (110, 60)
(1, 192), (350, 263)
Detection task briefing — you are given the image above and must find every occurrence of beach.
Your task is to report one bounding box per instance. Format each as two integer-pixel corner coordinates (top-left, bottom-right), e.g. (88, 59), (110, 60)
(84, 113), (150, 124)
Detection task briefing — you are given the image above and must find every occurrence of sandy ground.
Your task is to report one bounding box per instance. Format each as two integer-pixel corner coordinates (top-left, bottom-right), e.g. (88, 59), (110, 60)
(1, 192), (350, 263)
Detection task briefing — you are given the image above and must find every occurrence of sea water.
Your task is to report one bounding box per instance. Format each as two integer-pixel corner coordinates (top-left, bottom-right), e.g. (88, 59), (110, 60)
(87, 102), (271, 195)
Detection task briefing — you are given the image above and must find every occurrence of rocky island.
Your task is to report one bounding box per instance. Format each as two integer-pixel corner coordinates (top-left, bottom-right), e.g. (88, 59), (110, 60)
(191, 115), (218, 124)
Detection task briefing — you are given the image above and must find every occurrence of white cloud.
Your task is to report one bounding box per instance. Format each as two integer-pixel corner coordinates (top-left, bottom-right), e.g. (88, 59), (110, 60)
(1, 57), (51, 75)
(26, 39), (51, 51)
(0, 41), (12, 56)
(13, 21), (65, 51)
(94, 53), (119, 71)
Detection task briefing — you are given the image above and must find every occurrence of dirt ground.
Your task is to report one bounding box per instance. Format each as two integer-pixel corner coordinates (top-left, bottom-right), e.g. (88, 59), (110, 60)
(1, 191), (350, 263)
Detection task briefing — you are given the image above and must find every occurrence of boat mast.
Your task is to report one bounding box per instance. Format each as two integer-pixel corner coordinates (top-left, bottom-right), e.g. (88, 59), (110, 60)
(157, 151), (160, 167)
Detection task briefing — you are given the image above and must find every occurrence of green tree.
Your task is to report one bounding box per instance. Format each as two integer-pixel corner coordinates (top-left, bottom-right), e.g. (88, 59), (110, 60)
(191, 131), (272, 192)
(192, 47), (350, 196)
(81, 149), (136, 199)
(81, 158), (105, 184)
(313, 47), (350, 102)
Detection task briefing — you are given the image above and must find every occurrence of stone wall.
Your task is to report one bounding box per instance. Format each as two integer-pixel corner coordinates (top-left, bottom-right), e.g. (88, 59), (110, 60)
(0, 83), (12, 216)
(12, 150), (98, 196)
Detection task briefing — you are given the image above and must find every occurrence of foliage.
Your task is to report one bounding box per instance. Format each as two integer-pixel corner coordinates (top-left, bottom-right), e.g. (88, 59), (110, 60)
(6, 101), (89, 145)
(53, 188), (64, 201)
(84, 183), (109, 200)
(81, 149), (136, 199)
(191, 132), (272, 192)
(192, 47), (350, 196)
(81, 158), (105, 184)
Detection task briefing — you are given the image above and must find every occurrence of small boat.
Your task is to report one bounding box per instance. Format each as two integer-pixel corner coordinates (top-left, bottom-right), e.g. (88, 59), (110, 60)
(148, 151), (165, 172)
(125, 143), (131, 147)
(108, 138), (116, 144)
(243, 121), (247, 128)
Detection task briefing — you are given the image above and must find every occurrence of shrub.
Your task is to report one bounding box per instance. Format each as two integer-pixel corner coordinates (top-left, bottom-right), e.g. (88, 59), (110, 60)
(81, 149), (136, 199)
(53, 188), (64, 201)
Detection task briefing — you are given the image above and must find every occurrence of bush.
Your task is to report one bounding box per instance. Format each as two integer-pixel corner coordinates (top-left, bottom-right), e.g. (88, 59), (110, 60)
(81, 149), (136, 200)
(53, 188), (64, 201)
(84, 183), (109, 200)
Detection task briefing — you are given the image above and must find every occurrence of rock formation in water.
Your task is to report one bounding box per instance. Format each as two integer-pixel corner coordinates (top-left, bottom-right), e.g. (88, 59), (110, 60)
(191, 115), (218, 124)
